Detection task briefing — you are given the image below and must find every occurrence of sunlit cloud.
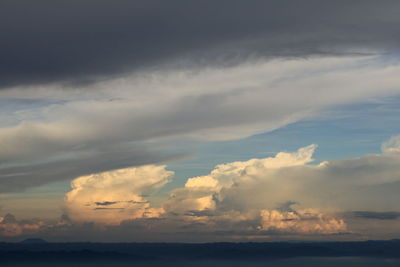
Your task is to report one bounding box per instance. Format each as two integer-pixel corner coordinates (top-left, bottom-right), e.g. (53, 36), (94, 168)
(259, 208), (347, 235)
(65, 165), (173, 225)
(33, 138), (395, 239)
(2, 137), (400, 240)
(0, 214), (46, 237)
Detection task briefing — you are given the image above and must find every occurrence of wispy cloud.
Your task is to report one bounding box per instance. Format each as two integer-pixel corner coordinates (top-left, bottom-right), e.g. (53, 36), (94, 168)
(2, 56), (400, 192)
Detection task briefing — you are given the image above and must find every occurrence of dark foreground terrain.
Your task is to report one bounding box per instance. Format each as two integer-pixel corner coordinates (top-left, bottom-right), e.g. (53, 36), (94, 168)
(1, 240), (400, 266)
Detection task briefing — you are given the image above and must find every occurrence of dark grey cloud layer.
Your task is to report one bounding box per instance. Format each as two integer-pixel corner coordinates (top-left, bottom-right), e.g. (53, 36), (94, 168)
(353, 211), (400, 220)
(0, 144), (180, 193)
(1, 0), (400, 89)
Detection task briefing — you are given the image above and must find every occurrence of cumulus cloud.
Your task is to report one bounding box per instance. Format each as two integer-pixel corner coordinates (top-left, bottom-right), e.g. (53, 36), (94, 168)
(259, 208), (347, 235)
(0, 214), (46, 237)
(65, 165), (173, 225)
(162, 140), (400, 236)
(4, 138), (400, 240)
(162, 145), (348, 235)
(59, 144), (350, 236)
(206, 145), (400, 213)
(164, 144), (317, 214)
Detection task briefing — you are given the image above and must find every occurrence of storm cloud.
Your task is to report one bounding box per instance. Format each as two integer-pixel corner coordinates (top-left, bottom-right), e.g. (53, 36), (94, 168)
(1, 0), (400, 89)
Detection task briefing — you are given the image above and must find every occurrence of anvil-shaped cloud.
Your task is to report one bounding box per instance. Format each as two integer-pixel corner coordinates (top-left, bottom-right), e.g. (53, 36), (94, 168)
(65, 165), (173, 225)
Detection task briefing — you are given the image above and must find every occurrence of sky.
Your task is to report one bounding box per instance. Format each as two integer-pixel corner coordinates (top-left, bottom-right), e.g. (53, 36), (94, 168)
(1, 0), (400, 242)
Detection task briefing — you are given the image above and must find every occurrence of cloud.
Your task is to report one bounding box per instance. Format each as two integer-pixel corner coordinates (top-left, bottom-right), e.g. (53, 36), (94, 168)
(259, 207), (347, 235)
(381, 135), (400, 154)
(207, 145), (400, 213)
(0, 143), (177, 193)
(164, 144), (318, 214)
(160, 145), (347, 236)
(1, 0), (400, 89)
(59, 144), (350, 236)
(3, 56), (400, 191)
(162, 141), (400, 236)
(64, 165), (173, 225)
(352, 211), (400, 220)
(3, 1), (400, 239)
(0, 214), (46, 237)
(4, 138), (400, 240)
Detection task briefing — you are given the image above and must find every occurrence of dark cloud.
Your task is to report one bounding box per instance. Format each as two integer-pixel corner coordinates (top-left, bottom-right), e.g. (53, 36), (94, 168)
(1, 213), (18, 224)
(94, 208), (125, 210)
(277, 201), (298, 213)
(95, 201), (119, 206)
(184, 210), (216, 217)
(352, 211), (400, 220)
(1, 0), (400, 89)
(0, 144), (181, 193)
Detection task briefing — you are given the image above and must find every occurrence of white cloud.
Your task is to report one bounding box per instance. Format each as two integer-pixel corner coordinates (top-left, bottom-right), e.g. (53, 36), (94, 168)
(163, 141), (400, 235)
(381, 135), (400, 154)
(65, 165), (173, 225)
(161, 145), (350, 235)
(164, 144), (318, 214)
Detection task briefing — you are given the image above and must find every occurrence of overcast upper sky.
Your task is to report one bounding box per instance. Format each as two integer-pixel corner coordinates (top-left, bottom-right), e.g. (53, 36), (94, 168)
(2, 0), (400, 88)
(1, 1), (400, 242)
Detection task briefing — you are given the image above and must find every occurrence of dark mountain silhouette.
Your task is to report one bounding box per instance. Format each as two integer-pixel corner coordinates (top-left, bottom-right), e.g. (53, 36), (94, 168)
(19, 238), (48, 244)
(0, 239), (400, 264)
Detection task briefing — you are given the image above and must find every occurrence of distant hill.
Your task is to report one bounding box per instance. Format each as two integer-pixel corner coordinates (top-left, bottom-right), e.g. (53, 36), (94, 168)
(19, 238), (48, 244)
